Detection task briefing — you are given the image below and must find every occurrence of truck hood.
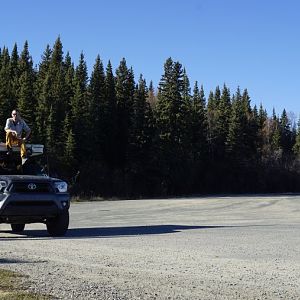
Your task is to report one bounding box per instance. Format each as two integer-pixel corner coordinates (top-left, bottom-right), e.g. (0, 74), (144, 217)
(0, 175), (57, 183)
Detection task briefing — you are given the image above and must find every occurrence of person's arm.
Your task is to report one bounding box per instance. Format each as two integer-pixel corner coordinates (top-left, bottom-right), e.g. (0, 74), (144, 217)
(4, 119), (17, 136)
(22, 120), (31, 141)
(23, 129), (31, 141)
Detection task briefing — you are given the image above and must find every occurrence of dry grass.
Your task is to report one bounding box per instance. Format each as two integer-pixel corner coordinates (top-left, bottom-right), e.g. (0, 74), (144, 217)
(0, 269), (51, 300)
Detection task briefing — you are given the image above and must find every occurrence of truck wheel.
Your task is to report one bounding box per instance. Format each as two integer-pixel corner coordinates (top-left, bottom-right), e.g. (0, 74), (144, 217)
(11, 224), (25, 233)
(46, 210), (69, 237)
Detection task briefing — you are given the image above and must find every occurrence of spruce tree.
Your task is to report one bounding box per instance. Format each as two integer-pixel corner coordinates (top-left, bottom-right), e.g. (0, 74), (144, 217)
(49, 37), (69, 147)
(268, 110), (282, 162)
(45, 105), (56, 154)
(226, 90), (242, 157)
(103, 60), (117, 167)
(191, 81), (207, 161)
(70, 52), (89, 159)
(279, 109), (294, 155)
(115, 58), (135, 168)
(0, 47), (11, 138)
(9, 43), (19, 110)
(63, 51), (75, 112)
(63, 113), (76, 165)
(241, 89), (258, 161)
(35, 44), (53, 143)
(88, 55), (105, 160)
(17, 41), (36, 129)
(129, 75), (154, 164)
(156, 58), (189, 149)
(155, 58), (192, 193)
(207, 86), (231, 161)
(293, 117), (300, 157)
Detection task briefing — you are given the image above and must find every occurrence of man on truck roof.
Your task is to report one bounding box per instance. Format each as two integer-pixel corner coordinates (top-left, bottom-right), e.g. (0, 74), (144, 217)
(4, 109), (31, 163)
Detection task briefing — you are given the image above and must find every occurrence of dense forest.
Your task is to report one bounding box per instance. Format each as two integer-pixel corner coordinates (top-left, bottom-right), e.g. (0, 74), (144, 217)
(1, 38), (300, 197)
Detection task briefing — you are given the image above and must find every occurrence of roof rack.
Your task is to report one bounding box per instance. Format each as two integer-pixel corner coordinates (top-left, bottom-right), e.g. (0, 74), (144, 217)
(0, 142), (44, 157)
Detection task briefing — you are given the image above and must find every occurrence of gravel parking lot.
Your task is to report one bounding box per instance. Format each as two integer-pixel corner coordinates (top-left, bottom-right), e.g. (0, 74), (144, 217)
(1, 195), (300, 299)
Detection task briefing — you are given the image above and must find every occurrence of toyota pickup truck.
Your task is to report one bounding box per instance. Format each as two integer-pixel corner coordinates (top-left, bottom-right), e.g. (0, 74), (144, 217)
(0, 143), (70, 237)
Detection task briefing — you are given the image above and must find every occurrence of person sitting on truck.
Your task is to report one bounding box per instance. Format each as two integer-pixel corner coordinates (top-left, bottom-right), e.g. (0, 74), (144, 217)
(4, 109), (31, 160)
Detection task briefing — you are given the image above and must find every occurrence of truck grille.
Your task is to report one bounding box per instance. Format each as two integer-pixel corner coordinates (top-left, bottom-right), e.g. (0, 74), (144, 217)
(11, 182), (54, 193)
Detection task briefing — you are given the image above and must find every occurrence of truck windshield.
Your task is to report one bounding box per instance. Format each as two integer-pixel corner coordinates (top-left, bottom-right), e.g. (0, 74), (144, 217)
(0, 158), (47, 176)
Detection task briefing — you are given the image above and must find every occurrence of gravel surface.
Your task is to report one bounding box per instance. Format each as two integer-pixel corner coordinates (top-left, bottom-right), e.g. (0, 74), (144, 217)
(1, 195), (300, 299)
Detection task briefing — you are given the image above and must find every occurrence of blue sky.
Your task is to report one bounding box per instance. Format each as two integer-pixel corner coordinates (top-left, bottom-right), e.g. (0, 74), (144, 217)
(1, 0), (300, 118)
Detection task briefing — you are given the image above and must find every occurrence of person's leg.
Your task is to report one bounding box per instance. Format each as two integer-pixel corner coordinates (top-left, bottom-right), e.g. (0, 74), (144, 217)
(18, 140), (27, 158)
(6, 132), (18, 152)
(6, 133), (27, 159)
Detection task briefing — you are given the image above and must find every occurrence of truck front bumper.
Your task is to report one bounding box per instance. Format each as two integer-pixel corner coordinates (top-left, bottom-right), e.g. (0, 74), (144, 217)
(0, 192), (70, 223)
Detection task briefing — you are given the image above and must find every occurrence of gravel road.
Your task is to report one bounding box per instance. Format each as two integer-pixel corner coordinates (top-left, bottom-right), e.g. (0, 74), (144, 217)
(1, 195), (300, 299)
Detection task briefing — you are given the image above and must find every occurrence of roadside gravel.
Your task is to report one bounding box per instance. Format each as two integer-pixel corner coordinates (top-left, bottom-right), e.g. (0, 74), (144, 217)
(1, 195), (300, 299)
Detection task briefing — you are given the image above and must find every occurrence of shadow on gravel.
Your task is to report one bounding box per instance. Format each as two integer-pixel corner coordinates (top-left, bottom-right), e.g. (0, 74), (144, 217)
(65, 225), (223, 238)
(0, 258), (46, 264)
(0, 224), (269, 240)
(0, 258), (29, 264)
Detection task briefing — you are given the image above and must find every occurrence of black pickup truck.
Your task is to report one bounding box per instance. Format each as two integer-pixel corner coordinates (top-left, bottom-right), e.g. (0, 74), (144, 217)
(0, 143), (70, 237)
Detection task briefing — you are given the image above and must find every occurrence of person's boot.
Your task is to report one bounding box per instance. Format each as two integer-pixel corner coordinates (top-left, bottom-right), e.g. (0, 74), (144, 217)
(21, 152), (28, 165)
(6, 147), (12, 156)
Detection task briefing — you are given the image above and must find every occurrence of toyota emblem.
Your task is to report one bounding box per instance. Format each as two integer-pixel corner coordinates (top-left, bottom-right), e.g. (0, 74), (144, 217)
(28, 183), (37, 190)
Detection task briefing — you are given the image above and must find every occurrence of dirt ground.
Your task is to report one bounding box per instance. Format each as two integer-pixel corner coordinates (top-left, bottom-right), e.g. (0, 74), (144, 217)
(1, 195), (300, 299)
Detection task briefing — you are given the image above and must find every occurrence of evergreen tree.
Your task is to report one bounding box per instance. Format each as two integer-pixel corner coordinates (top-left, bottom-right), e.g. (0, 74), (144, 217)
(256, 103), (268, 157)
(49, 37), (69, 146)
(45, 105), (56, 153)
(182, 68), (193, 151)
(191, 81), (207, 161)
(226, 88), (257, 162)
(241, 89), (258, 161)
(103, 60), (117, 167)
(63, 113), (76, 165)
(156, 58), (189, 149)
(155, 58), (192, 193)
(129, 75), (154, 164)
(115, 58), (135, 168)
(0, 47), (11, 138)
(88, 55), (105, 160)
(70, 52), (89, 159)
(37, 74), (54, 144)
(63, 51), (75, 112)
(258, 104), (268, 129)
(35, 44), (53, 143)
(207, 85), (231, 161)
(218, 84), (232, 151)
(35, 38), (70, 150)
(293, 117), (300, 157)
(9, 44), (19, 110)
(226, 88), (243, 157)
(182, 68), (191, 104)
(17, 41), (36, 129)
(279, 109), (295, 155)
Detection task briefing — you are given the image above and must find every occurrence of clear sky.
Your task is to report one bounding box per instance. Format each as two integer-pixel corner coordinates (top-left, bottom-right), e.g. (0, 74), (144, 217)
(1, 0), (300, 118)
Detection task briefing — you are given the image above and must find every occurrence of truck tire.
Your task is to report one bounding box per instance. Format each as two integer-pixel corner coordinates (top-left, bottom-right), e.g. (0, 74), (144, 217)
(46, 210), (69, 237)
(11, 224), (25, 233)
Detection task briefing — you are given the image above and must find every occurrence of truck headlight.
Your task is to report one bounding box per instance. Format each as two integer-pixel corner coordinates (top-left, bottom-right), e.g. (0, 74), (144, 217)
(0, 180), (7, 192)
(54, 181), (68, 193)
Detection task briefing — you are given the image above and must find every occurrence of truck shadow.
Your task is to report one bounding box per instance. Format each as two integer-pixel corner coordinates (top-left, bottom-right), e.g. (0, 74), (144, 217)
(66, 224), (227, 238)
(0, 224), (240, 239)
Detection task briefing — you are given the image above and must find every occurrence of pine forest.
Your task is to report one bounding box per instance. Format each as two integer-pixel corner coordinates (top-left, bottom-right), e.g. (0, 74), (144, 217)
(1, 38), (300, 198)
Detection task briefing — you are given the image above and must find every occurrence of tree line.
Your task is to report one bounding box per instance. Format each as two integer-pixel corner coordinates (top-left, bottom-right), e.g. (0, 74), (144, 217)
(1, 37), (300, 197)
